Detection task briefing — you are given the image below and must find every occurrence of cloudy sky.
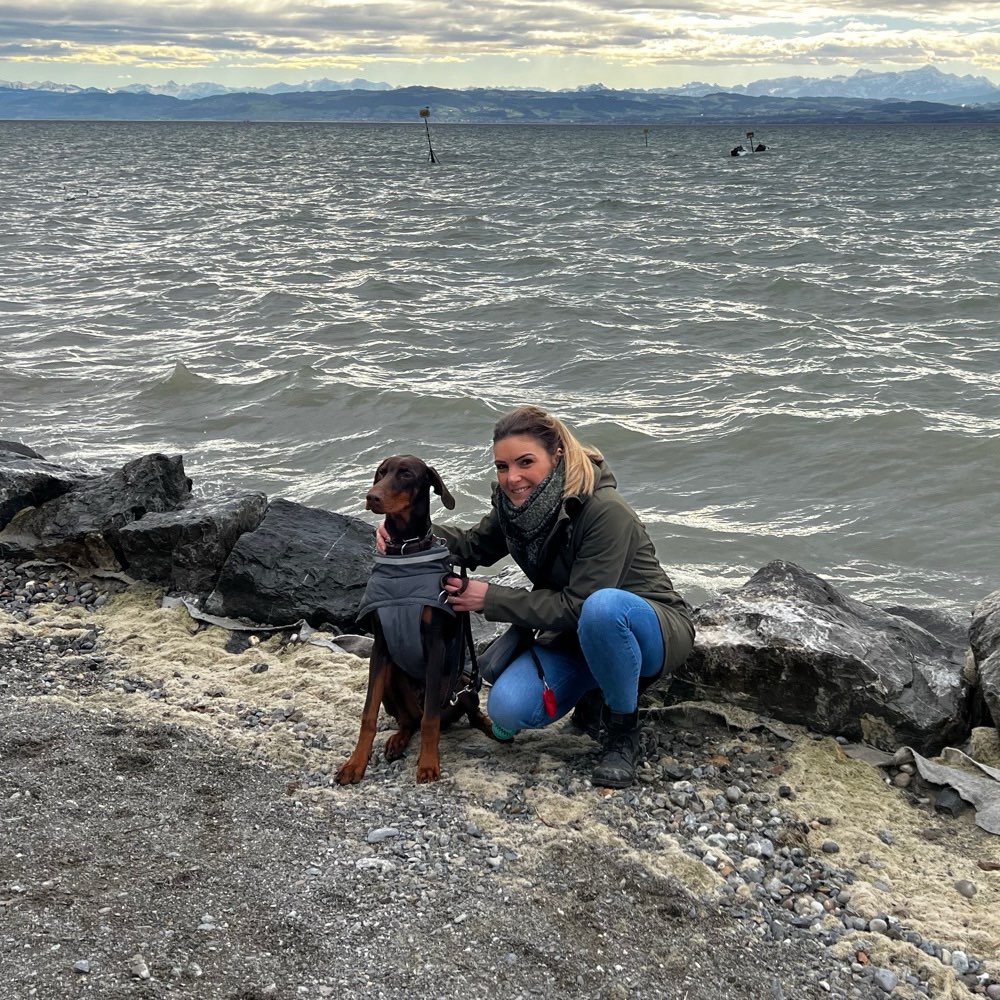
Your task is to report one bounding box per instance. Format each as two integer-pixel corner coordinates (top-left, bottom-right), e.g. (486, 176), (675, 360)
(1, 0), (998, 90)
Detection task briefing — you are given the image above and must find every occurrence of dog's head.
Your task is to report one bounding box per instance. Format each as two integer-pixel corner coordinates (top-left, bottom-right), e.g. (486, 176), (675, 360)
(365, 455), (456, 515)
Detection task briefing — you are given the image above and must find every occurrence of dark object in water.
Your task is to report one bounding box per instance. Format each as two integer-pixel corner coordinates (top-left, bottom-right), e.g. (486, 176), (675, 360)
(730, 141), (767, 156)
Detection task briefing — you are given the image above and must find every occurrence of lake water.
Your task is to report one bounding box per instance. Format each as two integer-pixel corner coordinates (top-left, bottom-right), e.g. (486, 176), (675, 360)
(1, 120), (998, 616)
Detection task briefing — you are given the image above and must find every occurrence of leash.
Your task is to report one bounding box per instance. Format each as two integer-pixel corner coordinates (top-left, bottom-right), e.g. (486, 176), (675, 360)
(441, 562), (483, 705)
(438, 562), (554, 718)
(438, 561), (555, 717)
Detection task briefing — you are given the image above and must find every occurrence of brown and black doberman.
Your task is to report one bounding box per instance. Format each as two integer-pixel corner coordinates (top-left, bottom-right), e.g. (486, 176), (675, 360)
(336, 455), (494, 785)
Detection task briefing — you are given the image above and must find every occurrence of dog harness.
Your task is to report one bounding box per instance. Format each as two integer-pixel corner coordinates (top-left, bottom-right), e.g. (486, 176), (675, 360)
(355, 544), (460, 680)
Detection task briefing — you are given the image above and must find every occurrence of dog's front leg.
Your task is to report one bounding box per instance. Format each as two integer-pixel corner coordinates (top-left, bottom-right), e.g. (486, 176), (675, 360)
(415, 616), (448, 783)
(336, 639), (390, 785)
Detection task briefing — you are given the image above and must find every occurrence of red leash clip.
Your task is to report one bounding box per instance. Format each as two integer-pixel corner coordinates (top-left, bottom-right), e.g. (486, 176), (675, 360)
(529, 646), (557, 718)
(542, 682), (557, 718)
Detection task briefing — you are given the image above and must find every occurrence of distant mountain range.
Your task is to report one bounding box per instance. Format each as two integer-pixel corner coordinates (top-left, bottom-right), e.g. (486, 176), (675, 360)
(2, 67), (999, 124)
(4, 65), (999, 105)
(0, 76), (395, 100)
(645, 66), (1000, 105)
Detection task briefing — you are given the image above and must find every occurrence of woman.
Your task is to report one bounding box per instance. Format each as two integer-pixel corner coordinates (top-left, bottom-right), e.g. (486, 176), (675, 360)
(382, 405), (694, 788)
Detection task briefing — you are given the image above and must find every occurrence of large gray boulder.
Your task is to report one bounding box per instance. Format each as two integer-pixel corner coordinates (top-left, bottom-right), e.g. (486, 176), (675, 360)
(970, 590), (1000, 731)
(204, 498), (374, 629)
(0, 453), (191, 568)
(0, 445), (96, 530)
(673, 560), (973, 754)
(119, 492), (268, 595)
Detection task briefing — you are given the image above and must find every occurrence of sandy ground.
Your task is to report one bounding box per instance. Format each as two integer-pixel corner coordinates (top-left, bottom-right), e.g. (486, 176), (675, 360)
(2, 584), (999, 999)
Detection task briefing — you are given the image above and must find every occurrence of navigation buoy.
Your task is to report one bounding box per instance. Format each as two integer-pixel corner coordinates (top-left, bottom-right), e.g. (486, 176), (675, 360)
(732, 131), (767, 156)
(419, 106), (438, 164)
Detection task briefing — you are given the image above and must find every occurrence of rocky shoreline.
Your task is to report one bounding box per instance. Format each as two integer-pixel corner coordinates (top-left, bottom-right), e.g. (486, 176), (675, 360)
(3, 556), (999, 999)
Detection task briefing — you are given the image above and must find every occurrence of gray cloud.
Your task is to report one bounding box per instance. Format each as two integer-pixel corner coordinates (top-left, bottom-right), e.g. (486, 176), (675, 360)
(0, 0), (997, 79)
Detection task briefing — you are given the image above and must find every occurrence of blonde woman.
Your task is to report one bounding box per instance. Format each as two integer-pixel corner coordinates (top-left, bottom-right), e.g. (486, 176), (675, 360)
(432, 405), (695, 788)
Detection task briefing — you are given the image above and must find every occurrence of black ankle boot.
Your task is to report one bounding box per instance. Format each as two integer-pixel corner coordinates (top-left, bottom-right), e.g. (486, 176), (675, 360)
(592, 706), (640, 789)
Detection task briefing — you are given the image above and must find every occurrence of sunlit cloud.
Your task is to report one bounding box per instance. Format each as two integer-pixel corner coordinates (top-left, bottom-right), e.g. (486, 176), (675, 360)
(0, 0), (997, 85)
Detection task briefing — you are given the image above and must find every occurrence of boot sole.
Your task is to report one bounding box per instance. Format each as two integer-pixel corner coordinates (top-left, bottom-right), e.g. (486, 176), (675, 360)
(592, 770), (634, 789)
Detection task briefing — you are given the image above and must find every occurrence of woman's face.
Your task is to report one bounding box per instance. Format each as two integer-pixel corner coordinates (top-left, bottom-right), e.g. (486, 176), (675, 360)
(493, 434), (558, 506)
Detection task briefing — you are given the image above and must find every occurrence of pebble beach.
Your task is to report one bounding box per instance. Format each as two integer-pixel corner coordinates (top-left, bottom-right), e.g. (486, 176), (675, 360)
(2, 556), (999, 1000)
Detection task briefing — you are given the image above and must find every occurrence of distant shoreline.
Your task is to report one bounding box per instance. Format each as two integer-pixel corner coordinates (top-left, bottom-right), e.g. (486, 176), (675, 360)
(3, 83), (1000, 125)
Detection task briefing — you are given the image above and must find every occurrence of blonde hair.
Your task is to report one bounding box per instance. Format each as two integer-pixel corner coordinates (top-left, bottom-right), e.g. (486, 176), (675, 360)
(492, 405), (603, 497)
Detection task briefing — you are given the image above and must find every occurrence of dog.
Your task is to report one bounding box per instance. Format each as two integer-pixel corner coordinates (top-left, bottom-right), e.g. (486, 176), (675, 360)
(335, 455), (494, 785)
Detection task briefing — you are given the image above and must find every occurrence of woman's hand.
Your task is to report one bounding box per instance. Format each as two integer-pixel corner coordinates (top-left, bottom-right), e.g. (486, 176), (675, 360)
(443, 575), (488, 613)
(375, 521), (389, 553)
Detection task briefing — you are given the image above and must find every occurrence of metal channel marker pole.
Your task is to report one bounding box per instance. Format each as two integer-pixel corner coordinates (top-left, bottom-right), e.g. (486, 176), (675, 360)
(746, 130), (755, 154)
(419, 106), (438, 164)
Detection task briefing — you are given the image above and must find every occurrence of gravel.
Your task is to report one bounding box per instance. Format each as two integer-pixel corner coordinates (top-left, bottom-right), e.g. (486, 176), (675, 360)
(2, 557), (996, 999)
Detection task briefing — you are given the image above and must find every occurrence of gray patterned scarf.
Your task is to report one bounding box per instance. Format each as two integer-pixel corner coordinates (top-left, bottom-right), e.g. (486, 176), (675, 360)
(495, 460), (566, 580)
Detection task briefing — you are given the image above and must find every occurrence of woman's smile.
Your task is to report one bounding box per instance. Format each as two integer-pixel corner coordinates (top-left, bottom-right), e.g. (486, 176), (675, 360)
(493, 434), (557, 506)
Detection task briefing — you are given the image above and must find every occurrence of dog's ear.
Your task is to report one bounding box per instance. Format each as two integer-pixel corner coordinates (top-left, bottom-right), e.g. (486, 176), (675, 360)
(426, 466), (456, 510)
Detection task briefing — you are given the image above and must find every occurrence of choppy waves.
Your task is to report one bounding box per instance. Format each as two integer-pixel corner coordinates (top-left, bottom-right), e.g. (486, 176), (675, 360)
(2, 120), (998, 613)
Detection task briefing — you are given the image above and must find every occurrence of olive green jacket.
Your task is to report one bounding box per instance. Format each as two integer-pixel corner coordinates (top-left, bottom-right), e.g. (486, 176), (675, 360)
(434, 461), (694, 672)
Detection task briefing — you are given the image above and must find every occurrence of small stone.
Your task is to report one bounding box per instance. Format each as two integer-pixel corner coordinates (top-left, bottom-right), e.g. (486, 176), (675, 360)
(868, 918), (889, 934)
(821, 840), (840, 854)
(877, 829), (895, 845)
(130, 954), (151, 980)
(985, 984), (1000, 1000)
(366, 827), (399, 844)
(953, 879), (977, 898)
(950, 950), (970, 975)
(73, 960), (91, 974)
(934, 787), (967, 817)
(250, 662), (269, 674)
(871, 968), (898, 993)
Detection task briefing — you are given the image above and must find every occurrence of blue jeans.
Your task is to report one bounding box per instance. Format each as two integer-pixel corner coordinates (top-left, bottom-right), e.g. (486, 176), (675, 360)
(487, 588), (664, 733)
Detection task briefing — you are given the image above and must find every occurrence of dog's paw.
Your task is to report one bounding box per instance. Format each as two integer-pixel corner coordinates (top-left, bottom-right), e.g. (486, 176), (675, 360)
(415, 761), (441, 783)
(384, 732), (412, 761)
(335, 758), (367, 785)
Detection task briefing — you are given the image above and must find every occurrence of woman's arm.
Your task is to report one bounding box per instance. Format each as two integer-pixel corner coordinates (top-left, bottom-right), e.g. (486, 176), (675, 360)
(433, 506), (510, 571)
(483, 499), (641, 631)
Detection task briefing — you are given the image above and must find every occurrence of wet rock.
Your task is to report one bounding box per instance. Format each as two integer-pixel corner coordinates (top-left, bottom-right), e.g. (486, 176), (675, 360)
(674, 560), (973, 754)
(119, 491), (267, 594)
(205, 498), (372, 629)
(970, 589), (1000, 731)
(0, 446), (96, 530)
(0, 453), (191, 568)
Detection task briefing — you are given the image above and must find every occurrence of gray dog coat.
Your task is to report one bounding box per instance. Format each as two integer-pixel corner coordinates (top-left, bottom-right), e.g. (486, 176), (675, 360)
(355, 544), (460, 680)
